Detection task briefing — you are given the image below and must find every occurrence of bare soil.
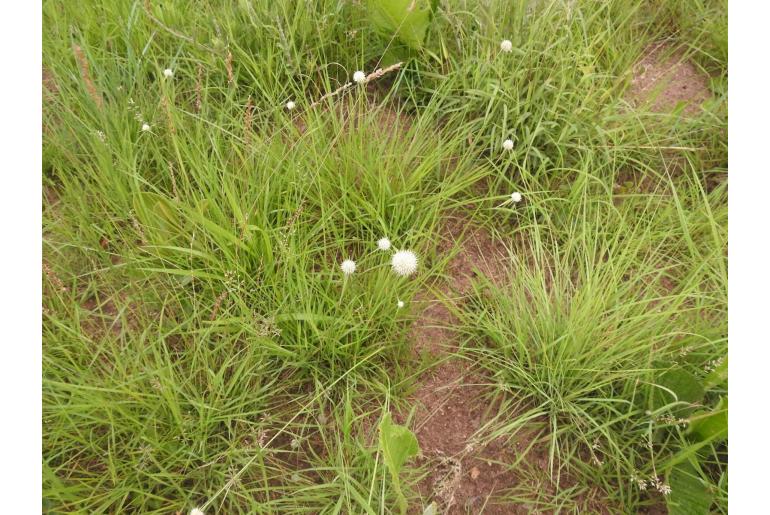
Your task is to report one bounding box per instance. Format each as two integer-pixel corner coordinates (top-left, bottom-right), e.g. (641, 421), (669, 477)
(628, 42), (711, 115)
(399, 215), (530, 513)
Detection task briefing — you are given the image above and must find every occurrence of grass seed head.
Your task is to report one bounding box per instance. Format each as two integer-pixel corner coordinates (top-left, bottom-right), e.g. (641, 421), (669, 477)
(377, 237), (391, 251)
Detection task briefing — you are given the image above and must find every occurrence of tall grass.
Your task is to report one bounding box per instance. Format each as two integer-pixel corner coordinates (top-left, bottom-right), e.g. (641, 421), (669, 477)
(43, 0), (726, 512)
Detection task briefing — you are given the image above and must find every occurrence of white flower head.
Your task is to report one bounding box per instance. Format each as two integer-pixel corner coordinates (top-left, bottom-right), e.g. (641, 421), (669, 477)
(141, 123), (151, 132)
(391, 250), (418, 277)
(341, 259), (357, 275)
(190, 508), (205, 515)
(500, 39), (513, 53)
(377, 237), (391, 251)
(286, 100), (296, 110)
(163, 68), (173, 78)
(510, 191), (522, 203)
(503, 139), (514, 151)
(353, 70), (366, 84)
(397, 300), (405, 309)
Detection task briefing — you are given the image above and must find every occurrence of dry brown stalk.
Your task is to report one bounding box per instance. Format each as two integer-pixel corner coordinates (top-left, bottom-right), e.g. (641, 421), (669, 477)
(226, 50), (234, 85)
(210, 290), (229, 321)
(72, 44), (102, 109)
(308, 62), (403, 110)
(43, 262), (68, 293)
(195, 64), (203, 113)
(243, 96), (254, 145)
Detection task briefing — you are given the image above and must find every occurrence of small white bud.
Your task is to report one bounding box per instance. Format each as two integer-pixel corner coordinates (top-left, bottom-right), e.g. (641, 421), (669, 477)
(141, 123), (151, 132)
(163, 68), (173, 78)
(510, 192), (522, 203)
(341, 259), (356, 275)
(286, 100), (296, 110)
(397, 300), (405, 309)
(353, 70), (366, 84)
(502, 139), (514, 151)
(500, 40), (513, 53)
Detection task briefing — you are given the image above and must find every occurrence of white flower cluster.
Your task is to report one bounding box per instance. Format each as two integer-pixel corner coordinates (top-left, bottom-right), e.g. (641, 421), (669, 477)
(630, 471), (672, 495)
(338, 237), (418, 308)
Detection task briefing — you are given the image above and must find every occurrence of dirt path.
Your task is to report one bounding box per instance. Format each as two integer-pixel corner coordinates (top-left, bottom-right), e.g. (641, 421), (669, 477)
(399, 216), (527, 513)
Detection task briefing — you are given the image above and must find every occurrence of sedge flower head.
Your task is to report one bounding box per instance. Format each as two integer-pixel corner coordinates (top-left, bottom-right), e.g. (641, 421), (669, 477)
(510, 192), (522, 203)
(286, 100), (296, 110)
(502, 139), (514, 151)
(141, 123), (151, 132)
(340, 259), (356, 275)
(397, 300), (405, 309)
(190, 509), (205, 515)
(377, 237), (391, 251)
(500, 39), (513, 52)
(353, 70), (366, 84)
(391, 250), (418, 277)
(163, 68), (173, 78)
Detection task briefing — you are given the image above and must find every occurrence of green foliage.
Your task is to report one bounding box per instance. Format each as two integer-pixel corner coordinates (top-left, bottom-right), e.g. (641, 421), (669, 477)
(667, 461), (713, 515)
(378, 412), (420, 514)
(653, 366), (706, 412)
(366, 0), (435, 50)
(687, 397), (727, 442)
(42, 0), (727, 513)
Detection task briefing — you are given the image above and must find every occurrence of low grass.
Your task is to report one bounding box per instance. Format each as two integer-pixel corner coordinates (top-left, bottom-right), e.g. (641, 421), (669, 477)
(43, 0), (727, 513)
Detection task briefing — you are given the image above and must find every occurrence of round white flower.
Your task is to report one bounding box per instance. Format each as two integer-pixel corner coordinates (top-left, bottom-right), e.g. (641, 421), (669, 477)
(286, 100), (296, 110)
(500, 39), (513, 53)
(141, 123), (151, 132)
(397, 300), (405, 309)
(502, 139), (514, 151)
(511, 192), (522, 203)
(353, 70), (366, 84)
(377, 237), (391, 251)
(340, 259), (357, 275)
(190, 508), (205, 515)
(391, 250), (418, 277)
(163, 68), (173, 78)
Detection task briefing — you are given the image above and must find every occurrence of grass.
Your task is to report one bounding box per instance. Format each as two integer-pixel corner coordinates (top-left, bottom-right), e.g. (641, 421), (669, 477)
(43, 0), (727, 513)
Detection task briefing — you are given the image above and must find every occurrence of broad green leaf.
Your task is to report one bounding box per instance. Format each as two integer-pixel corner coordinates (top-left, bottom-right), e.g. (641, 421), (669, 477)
(667, 461), (713, 515)
(703, 357), (727, 389)
(653, 367), (705, 411)
(379, 412), (419, 514)
(366, 0), (432, 50)
(687, 397), (727, 442)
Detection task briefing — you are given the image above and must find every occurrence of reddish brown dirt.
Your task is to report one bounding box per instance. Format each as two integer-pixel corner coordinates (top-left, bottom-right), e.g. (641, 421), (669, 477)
(628, 42), (711, 115)
(400, 216), (529, 513)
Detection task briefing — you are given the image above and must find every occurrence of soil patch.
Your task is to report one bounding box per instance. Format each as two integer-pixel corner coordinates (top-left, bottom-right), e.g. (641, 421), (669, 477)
(400, 216), (526, 512)
(628, 42), (711, 115)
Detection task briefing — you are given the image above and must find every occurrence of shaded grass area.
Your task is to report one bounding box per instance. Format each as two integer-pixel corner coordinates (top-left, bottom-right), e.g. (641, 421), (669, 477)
(43, 0), (726, 512)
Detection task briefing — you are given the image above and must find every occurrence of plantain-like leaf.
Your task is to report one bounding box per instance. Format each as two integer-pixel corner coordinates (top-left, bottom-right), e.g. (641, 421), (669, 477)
(379, 412), (419, 514)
